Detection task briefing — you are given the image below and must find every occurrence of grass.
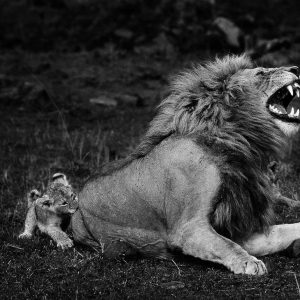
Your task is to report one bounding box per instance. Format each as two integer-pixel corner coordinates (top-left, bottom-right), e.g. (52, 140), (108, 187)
(2, 50), (300, 299)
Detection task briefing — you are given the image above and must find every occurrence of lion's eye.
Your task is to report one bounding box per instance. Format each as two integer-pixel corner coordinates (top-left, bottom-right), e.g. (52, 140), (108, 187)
(61, 201), (68, 206)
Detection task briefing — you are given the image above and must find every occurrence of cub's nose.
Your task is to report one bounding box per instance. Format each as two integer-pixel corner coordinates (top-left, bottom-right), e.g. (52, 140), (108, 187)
(288, 66), (299, 77)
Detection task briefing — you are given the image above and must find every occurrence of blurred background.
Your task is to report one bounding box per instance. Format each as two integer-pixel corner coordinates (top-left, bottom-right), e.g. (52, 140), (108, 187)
(2, 0), (300, 115)
(2, 1), (300, 298)
(1, 0), (300, 56)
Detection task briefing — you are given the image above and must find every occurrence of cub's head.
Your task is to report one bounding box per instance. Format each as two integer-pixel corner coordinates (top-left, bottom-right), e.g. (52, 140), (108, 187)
(35, 173), (78, 215)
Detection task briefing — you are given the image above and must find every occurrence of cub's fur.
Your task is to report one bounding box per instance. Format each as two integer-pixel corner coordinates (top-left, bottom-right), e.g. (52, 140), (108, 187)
(71, 55), (300, 275)
(19, 173), (78, 249)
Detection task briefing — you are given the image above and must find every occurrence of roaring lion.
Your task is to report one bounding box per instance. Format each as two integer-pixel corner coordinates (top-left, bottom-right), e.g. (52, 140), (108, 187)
(71, 55), (300, 275)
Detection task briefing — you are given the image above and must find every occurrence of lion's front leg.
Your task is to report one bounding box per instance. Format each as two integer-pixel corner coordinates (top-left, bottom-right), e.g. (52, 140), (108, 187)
(242, 223), (300, 257)
(170, 221), (267, 275)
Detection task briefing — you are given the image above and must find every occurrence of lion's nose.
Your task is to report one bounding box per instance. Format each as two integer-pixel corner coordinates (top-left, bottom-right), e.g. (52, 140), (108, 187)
(288, 66), (299, 77)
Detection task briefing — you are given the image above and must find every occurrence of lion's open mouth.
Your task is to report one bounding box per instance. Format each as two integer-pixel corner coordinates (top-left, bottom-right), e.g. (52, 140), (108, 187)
(267, 81), (300, 123)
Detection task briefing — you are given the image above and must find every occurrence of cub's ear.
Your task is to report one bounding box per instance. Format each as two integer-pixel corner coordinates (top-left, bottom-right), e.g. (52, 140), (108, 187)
(27, 189), (41, 206)
(52, 173), (70, 186)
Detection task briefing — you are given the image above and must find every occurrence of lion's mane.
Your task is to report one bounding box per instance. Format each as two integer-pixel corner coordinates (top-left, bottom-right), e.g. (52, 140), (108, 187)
(102, 55), (286, 241)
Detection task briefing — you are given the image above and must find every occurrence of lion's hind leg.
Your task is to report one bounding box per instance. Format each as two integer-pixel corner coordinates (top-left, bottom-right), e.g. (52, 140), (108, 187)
(77, 214), (170, 259)
(242, 223), (300, 257)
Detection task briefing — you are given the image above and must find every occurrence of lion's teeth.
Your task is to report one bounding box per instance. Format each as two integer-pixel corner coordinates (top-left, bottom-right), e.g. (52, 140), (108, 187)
(287, 85), (294, 96)
(269, 104), (283, 114)
(295, 83), (300, 88)
(269, 104), (276, 112)
(296, 109), (300, 117)
(297, 89), (300, 98)
(289, 107), (295, 117)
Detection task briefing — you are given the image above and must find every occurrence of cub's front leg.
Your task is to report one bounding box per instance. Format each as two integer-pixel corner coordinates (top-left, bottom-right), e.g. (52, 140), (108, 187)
(39, 225), (73, 250)
(18, 189), (40, 239)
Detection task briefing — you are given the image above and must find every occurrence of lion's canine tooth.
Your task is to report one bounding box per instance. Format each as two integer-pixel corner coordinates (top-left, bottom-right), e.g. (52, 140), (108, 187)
(289, 107), (295, 117)
(269, 104), (276, 112)
(295, 83), (300, 88)
(287, 85), (294, 96)
(296, 109), (300, 117)
(297, 89), (300, 98)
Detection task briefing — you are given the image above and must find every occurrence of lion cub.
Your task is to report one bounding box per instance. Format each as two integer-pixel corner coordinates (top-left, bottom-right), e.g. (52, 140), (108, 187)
(18, 173), (78, 249)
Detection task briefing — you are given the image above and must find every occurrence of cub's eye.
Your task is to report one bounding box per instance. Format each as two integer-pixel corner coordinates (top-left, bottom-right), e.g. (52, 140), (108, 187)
(43, 201), (51, 207)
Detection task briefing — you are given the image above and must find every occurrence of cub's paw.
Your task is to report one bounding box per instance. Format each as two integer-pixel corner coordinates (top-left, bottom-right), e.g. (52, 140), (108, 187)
(230, 255), (267, 275)
(57, 238), (74, 250)
(18, 232), (33, 239)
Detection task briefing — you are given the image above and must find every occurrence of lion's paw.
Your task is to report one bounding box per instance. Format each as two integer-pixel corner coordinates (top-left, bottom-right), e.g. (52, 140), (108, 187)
(231, 256), (267, 275)
(57, 238), (74, 250)
(18, 232), (33, 239)
(244, 257), (267, 275)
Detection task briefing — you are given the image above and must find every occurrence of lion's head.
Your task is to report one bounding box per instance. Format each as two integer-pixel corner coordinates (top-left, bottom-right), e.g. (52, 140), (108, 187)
(161, 54), (300, 137)
(228, 59), (300, 136)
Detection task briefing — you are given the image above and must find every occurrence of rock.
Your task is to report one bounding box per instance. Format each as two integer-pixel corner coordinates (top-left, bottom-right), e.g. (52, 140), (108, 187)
(248, 38), (291, 60)
(144, 80), (162, 90)
(0, 87), (20, 103)
(89, 95), (117, 107)
(0, 80), (52, 111)
(136, 89), (158, 106)
(114, 29), (134, 40)
(0, 74), (15, 88)
(134, 33), (175, 59)
(213, 17), (243, 48)
(115, 94), (139, 106)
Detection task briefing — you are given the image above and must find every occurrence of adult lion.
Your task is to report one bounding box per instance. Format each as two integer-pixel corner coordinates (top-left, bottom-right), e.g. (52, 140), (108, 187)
(72, 55), (300, 275)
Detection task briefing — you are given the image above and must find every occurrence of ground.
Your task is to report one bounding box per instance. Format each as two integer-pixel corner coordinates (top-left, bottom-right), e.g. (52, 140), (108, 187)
(2, 48), (300, 299)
